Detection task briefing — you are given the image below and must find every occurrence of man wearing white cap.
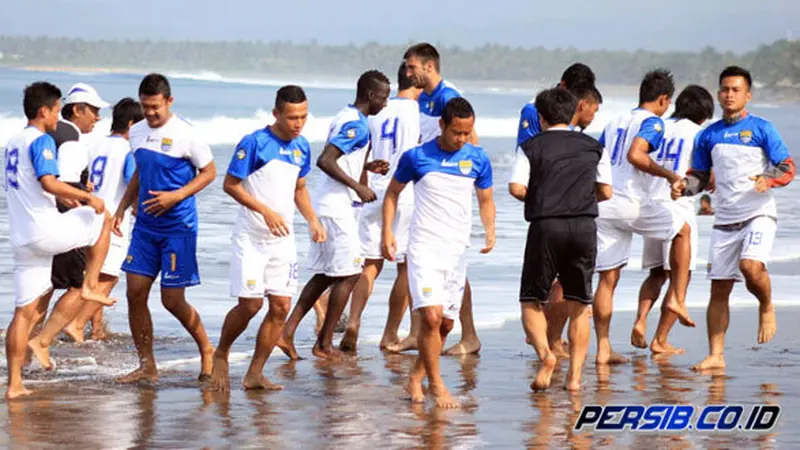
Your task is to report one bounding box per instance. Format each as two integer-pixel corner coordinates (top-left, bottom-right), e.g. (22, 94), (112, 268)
(27, 82), (112, 360)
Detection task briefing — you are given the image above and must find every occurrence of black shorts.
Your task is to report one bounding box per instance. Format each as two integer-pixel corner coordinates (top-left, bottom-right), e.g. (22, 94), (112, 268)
(519, 217), (596, 304)
(51, 247), (87, 290)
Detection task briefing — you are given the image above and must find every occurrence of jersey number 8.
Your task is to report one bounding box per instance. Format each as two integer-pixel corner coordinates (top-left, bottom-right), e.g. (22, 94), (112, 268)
(90, 156), (108, 191)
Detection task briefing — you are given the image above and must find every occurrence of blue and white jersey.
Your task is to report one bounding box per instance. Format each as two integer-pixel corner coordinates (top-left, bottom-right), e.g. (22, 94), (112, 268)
(314, 105), (371, 218)
(129, 116), (214, 235)
(692, 113), (790, 225)
(88, 135), (136, 235)
(516, 102), (542, 148)
(599, 108), (666, 203)
(417, 80), (461, 144)
(228, 126), (312, 240)
(393, 140), (493, 267)
(644, 118), (701, 211)
(367, 97), (420, 204)
(3, 126), (60, 247)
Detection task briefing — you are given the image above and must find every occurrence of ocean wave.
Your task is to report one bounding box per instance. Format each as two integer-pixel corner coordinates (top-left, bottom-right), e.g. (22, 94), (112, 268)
(165, 70), (356, 91)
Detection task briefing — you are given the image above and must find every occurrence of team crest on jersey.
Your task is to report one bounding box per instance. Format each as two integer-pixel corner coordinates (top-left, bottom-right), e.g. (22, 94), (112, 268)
(653, 123), (663, 133)
(428, 101), (434, 111)
(521, 120), (529, 129)
(236, 149), (246, 160)
(161, 137), (173, 152)
(739, 130), (753, 144)
(293, 149), (303, 164)
(458, 160), (473, 175)
(346, 129), (356, 139)
(43, 149), (55, 160)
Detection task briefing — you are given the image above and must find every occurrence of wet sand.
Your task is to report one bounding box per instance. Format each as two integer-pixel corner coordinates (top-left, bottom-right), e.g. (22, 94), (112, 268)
(0, 305), (798, 448)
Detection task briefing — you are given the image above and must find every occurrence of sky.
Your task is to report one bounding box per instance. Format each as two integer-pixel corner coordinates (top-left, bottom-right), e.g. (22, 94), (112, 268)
(2, 0), (797, 53)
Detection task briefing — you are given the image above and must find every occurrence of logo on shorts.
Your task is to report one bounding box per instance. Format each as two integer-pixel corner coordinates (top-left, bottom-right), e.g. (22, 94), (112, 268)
(740, 130), (753, 144)
(246, 279), (257, 290)
(293, 149), (303, 165)
(161, 137), (173, 152)
(346, 128), (356, 139)
(354, 257), (363, 267)
(458, 160), (473, 175)
(236, 149), (247, 160)
(706, 262), (712, 272)
(422, 287), (433, 297)
(43, 149), (55, 160)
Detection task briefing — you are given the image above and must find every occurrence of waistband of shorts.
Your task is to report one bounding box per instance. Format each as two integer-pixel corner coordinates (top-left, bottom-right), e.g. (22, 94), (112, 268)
(713, 215), (776, 231)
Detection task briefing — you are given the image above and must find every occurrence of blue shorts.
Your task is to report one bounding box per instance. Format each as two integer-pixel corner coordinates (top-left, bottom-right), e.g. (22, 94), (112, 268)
(121, 225), (200, 288)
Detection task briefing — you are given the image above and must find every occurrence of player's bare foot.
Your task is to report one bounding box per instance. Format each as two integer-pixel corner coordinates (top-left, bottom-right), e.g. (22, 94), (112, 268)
(442, 336), (481, 356)
(312, 343), (349, 361)
(631, 321), (648, 349)
(64, 322), (86, 344)
(277, 333), (303, 360)
(530, 353), (557, 391)
(206, 351), (230, 392)
(5, 385), (32, 400)
(665, 299), (695, 327)
(650, 340), (684, 355)
(430, 383), (459, 409)
(596, 350), (629, 365)
(564, 377), (582, 392)
(384, 335), (418, 353)
(339, 328), (359, 353)
(758, 303), (777, 344)
(199, 346), (215, 380)
(80, 288), (117, 306)
(550, 340), (569, 359)
(379, 335), (399, 350)
(243, 373), (284, 391)
(90, 323), (109, 341)
(691, 355), (726, 371)
(405, 377), (425, 403)
(27, 338), (54, 370)
(115, 367), (159, 384)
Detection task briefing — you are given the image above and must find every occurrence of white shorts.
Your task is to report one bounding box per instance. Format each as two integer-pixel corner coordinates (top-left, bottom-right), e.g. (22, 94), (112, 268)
(358, 200), (412, 263)
(306, 215), (362, 277)
(642, 206), (698, 271)
(230, 232), (298, 298)
(596, 201), (686, 272)
(12, 207), (105, 307)
(708, 216), (777, 282)
(101, 231), (130, 277)
(408, 252), (467, 321)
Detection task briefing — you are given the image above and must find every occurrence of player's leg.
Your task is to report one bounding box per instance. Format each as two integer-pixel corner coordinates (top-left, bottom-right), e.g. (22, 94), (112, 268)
(27, 286), (81, 369)
(340, 258), (384, 352)
(208, 296), (263, 392)
(381, 261), (410, 349)
(593, 218), (631, 365)
(544, 281), (569, 358)
(244, 294), (291, 390)
(429, 257), (466, 408)
(65, 274), (117, 343)
(442, 278), (481, 356)
(80, 211), (115, 305)
(313, 273), (359, 360)
(631, 264), (667, 349)
(739, 217), (777, 344)
(313, 288), (330, 336)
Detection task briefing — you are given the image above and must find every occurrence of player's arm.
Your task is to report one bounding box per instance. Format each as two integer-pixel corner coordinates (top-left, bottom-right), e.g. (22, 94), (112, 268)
(223, 173), (289, 237)
(31, 135), (104, 213)
(40, 175), (104, 213)
(627, 117), (679, 183)
(752, 122), (795, 192)
(475, 155), (496, 253)
(382, 151), (415, 261)
(294, 176), (326, 243)
(507, 147), (529, 202)
(673, 132), (712, 198)
(595, 145), (613, 202)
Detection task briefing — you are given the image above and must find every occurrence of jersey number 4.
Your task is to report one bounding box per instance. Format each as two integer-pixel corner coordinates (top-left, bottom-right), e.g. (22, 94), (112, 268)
(381, 118), (399, 156)
(89, 156), (108, 191)
(654, 138), (685, 172)
(4, 147), (19, 191)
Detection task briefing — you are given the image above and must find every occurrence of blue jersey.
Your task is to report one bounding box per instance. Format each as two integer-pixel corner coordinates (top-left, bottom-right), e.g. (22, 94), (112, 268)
(417, 80), (461, 144)
(129, 116), (214, 235)
(394, 140), (492, 266)
(516, 102), (542, 147)
(691, 113), (790, 224)
(228, 126), (312, 239)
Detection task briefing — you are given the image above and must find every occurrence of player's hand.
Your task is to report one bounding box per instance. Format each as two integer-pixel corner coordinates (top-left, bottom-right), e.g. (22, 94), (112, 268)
(355, 185), (377, 203)
(381, 232), (397, 261)
(666, 171), (682, 186)
(365, 160), (390, 175)
(671, 178), (687, 200)
(85, 181), (94, 192)
(309, 218), (326, 243)
(750, 175), (770, 193)
(261, 208), (290, 237)
(86, 195), (106, 215)
(143, 190), (183, 216)
(59, 197), (81, 209)
(112, 213), (125, 237)
(480, 231), (496, 254)
(705, 171), (716, 193)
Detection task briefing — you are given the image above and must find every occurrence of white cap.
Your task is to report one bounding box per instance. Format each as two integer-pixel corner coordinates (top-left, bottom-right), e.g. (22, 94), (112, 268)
(63, 83), (110, 109)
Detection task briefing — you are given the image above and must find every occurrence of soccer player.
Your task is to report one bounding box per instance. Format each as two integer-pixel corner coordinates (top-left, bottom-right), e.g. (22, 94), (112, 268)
(383, 97), (495, 408)
(631, 85), (715, 354)
(339, 63), (422, 353)
(403, 42), (481, 356)
(278, 70), (390, 361)
(508, 87), (612, 391)
(65, 98), (145, 343)
(113, 74), (217, 383)
(4, 82), (114, 399)
(594, 69), (694, 365)
(208, 85), (326, 391)
(672, 66), (794, 371)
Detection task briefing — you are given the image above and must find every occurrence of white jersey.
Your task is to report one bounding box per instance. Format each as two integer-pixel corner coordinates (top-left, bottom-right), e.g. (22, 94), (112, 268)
(56, 120), (89, 184)
(314, 105), (371, 218)
(645, 118), (701, 211)
(4, 126), (60, 247)
(88, 135), (136, 235)
(367, 97), (419, 204)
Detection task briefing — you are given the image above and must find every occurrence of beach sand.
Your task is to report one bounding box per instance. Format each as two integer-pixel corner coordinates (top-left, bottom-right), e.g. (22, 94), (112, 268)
(0, 305), (797, 448)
